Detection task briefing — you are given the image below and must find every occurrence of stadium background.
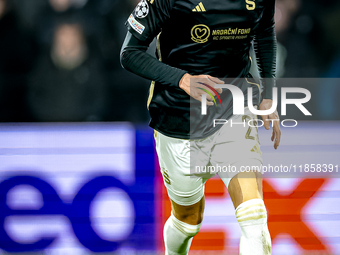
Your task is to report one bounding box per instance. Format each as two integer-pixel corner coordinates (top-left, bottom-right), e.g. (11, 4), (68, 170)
(0, 0), (340, 254)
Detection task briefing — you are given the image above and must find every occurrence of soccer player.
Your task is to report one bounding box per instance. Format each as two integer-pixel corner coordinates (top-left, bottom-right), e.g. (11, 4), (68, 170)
(120, 0), (281, 254)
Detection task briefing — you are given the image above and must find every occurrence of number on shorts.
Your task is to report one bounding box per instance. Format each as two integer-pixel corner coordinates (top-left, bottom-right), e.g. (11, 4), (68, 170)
(242, 115), (259, 143)
(242, 115), (254, 140)
(161, 167), (171, 185)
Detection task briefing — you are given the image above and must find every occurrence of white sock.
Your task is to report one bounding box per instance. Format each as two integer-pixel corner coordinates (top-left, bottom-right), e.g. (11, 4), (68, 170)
(235, 199), (271, 255)
(163, 212), (201, 255)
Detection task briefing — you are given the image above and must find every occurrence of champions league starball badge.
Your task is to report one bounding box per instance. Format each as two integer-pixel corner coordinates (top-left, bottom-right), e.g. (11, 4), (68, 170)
(135, 0), (149, 18)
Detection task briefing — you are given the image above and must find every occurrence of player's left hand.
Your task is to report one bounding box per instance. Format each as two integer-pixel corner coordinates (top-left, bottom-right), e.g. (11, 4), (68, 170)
(259, 99), (281, 149)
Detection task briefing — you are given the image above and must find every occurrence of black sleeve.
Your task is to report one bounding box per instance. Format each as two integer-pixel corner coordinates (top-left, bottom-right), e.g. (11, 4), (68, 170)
(121, 0), (187, 87)
(253, 0), (277, 99)
(120, 31), (187, 87)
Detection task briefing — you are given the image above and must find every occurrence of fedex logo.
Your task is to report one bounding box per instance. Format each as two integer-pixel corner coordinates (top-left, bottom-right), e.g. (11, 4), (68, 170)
(0, 125), (157, 254)
(1, 123), (339, 254)
(0, 174), (137, 252)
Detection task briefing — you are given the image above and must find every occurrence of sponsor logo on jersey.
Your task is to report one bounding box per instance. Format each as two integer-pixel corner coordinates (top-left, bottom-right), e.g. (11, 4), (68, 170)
(191, 24), (210, 43)
(135, 0), (149, 18)
(128, 14), (145, 34)
(192, 2), (206, 12)
(211, 27), (252, 40)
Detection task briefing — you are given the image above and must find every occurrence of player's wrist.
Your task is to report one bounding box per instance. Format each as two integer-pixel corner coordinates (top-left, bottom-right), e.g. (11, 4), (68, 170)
(261, 99), (272, 103)
(259, 98), (273, 110)
(179, 73), (190, 89)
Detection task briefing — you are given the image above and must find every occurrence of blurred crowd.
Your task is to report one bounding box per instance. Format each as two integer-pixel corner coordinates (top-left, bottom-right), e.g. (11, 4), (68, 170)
(0, 0), (339, 123)
(0, 0), (151, 122)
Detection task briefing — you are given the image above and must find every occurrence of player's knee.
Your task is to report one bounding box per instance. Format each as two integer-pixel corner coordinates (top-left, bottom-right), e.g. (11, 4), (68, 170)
(171, 197), (205, 225)
(171, 212), (202, 237)
(173, 209), (204, 225)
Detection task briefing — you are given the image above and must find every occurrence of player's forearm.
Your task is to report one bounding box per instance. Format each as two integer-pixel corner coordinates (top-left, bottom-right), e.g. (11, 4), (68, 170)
(254, 24), (277, 100)
(120, 32), (187, 87)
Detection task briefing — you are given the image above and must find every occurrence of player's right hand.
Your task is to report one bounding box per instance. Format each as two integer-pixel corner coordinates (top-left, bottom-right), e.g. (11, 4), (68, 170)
(179, 73), (224, 105)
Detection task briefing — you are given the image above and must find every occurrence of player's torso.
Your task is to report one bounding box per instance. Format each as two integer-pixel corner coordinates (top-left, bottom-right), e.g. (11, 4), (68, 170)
(158, 0), (267, 76)
(147, 0), (268, 138)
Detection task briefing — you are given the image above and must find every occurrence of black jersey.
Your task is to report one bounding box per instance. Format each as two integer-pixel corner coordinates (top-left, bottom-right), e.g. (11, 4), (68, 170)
(124, 0), (276, 139)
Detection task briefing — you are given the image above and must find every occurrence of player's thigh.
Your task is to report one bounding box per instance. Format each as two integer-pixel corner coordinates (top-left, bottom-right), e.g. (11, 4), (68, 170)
(210, 109), (263, 208)
(154, 131), (212, 223)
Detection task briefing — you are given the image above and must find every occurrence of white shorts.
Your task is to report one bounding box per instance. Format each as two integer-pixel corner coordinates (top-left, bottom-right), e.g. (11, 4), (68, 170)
(155, 108), (263, 206)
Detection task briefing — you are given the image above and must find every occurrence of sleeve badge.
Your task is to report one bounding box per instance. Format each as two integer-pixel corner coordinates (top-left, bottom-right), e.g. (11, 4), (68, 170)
(135, 0), (149, 18)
